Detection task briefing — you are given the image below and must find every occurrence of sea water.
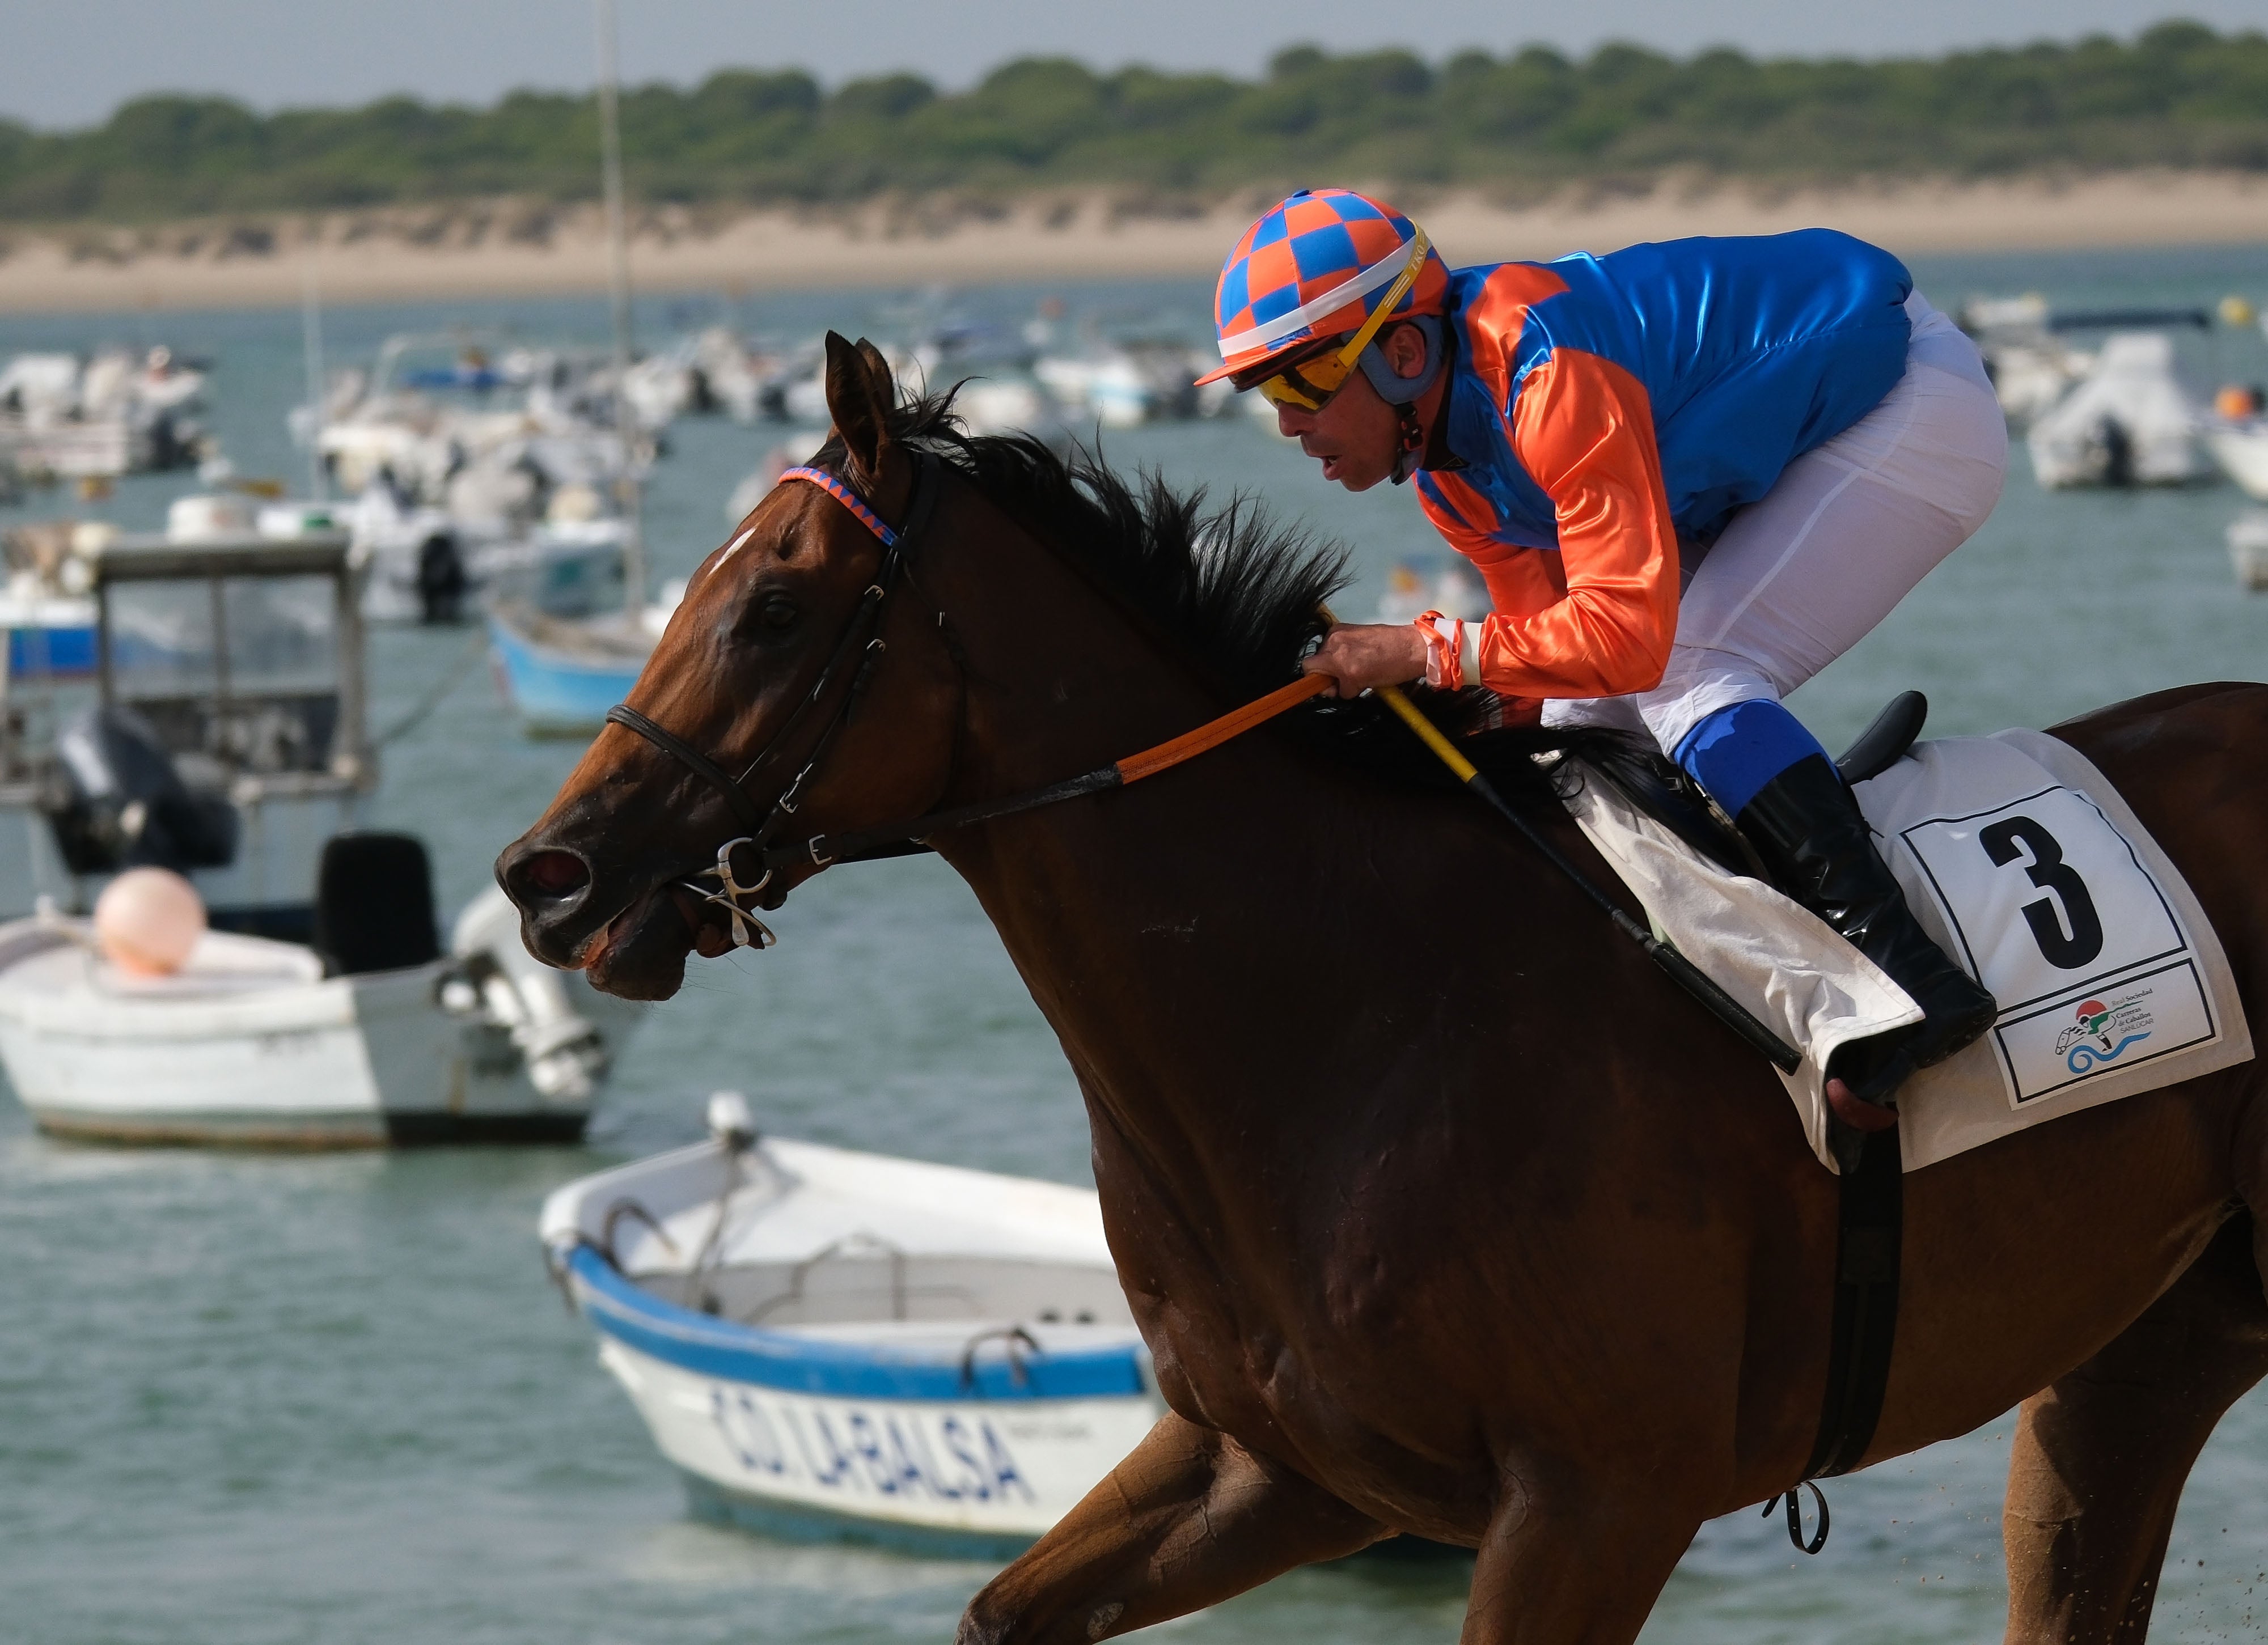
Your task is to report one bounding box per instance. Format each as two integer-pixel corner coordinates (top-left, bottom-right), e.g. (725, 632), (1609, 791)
(0, 243), (2264, 1644)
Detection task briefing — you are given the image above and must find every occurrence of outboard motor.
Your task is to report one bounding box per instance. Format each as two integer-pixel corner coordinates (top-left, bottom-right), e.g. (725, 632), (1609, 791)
(312, 832), (441, 975)
(2097, 415), (2136, 488)
(415, 531), (468, 624)
(44, 705), (239, 875)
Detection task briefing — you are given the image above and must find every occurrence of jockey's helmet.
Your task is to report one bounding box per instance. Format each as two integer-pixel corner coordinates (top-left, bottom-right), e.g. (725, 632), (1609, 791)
(1196, 188), (1451, 413)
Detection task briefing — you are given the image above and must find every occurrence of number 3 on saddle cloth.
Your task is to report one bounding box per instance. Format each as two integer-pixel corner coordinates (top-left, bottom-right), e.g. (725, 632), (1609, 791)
(1562, 728), (2254, 1176)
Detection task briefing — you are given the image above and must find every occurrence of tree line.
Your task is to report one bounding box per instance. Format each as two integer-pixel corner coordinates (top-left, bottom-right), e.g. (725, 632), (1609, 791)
(3, 20), (2261, 223)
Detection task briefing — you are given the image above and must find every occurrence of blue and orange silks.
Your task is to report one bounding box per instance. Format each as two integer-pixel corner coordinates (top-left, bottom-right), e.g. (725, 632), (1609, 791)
(1410, 230), (1914, 710)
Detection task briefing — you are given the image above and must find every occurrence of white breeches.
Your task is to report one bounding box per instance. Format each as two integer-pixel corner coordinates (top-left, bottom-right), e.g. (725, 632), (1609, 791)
(1542, 291), (2008, 754)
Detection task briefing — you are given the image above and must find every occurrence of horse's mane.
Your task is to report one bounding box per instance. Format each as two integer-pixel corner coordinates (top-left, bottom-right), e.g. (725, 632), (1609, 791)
(813, 389), (1648, 805)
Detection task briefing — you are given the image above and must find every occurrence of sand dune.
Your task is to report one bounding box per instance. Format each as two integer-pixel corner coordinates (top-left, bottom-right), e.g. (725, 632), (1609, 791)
(3, 170), (2263, 314)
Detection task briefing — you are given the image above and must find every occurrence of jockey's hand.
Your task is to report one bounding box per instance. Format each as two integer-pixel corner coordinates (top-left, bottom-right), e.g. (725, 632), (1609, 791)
(1302, 623), (1430, 699)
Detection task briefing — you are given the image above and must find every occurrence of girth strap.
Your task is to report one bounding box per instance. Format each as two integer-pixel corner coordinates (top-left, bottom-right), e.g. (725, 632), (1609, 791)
(1805, 1127), (1903, 1481)
(1766, 1124), (1903, 1554)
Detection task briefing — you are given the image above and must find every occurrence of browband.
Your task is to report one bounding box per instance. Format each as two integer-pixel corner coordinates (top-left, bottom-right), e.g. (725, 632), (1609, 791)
(777, 466), (899, 546)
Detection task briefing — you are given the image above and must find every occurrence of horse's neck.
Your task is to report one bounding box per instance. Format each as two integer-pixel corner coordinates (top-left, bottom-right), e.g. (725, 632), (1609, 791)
(927, 518), (1228, 799)
(917, 505), (1444, 1173)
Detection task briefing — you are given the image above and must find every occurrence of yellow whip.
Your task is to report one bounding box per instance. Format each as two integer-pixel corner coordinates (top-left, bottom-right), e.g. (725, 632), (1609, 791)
(1321, 609), (1800, 1074)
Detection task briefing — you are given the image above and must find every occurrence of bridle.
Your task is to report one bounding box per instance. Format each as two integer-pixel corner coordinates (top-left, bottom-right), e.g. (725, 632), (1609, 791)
(604, 446), (1334, 952)
(604, 452), (946, 950)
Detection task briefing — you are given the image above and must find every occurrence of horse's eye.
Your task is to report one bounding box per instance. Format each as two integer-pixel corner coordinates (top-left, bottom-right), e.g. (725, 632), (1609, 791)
(757, 594), (798, 633)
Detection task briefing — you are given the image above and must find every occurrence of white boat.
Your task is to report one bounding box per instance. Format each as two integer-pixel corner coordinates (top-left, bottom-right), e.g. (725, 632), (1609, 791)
(348, 480), (633, 626)
(0, 906), (450, 1146)
(541, 1100), (1162, 1554)
(0, 503), (644, 1141)
(1959, 295), (2092, 425)
(2230, 511), (2268, 591)
(2027, 332), (2206, 489)
(0, 878), (638, 1147)
(2203, 419), (2268, 502)
(0, 346), (208, 477)
(1034, 345), (1200, 429)
(302, 333), (652, 541)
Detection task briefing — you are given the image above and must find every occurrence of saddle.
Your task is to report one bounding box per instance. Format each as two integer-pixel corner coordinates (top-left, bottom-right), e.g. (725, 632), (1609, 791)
(1580, 689), (1929, 879)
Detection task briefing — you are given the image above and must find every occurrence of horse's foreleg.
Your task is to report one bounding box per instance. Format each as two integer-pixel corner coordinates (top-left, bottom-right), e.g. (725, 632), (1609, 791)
(2003, 1214), (2268, 1645)
(1459, 1464), (1698, 1645)
(955, 1412), (1387, 1645)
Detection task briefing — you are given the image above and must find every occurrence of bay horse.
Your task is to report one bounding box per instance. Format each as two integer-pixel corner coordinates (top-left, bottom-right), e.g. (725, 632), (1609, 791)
(500, 335), (2268, 1645)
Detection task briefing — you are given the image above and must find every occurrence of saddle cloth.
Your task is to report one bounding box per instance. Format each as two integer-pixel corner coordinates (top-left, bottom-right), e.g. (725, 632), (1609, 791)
(1560, 730), (2254, 1175)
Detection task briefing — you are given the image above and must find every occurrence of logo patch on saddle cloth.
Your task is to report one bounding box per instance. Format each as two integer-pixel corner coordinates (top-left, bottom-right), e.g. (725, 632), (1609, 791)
(1880, 778), (2219, 1106)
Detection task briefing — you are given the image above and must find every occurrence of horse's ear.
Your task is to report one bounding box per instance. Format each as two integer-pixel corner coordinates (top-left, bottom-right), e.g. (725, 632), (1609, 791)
(823, 330), (898, 492)
(856, 337), (891, 385)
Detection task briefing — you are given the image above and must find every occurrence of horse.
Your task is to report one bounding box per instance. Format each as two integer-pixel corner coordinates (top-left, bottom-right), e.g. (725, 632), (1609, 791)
(499, 334), (2268, 1645)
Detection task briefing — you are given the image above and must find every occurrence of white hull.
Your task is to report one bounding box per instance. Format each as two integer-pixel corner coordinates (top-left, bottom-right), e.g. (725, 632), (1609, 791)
(0, 911), (612, 1146)
(2231, 513), (2268, 591)
(2204, 423), (2268, 502)
(0, 943), (447, 1144)
(591, 1330), (1156, 1551)
(544, 1131), (1162, 1553)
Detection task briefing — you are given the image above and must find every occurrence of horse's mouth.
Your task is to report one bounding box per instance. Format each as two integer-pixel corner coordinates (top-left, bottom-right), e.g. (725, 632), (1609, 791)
(581, 881), (726, 999)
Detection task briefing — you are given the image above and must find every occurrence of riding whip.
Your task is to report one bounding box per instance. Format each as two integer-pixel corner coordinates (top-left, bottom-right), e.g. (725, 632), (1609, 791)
(1329, 616), (1802, 1075)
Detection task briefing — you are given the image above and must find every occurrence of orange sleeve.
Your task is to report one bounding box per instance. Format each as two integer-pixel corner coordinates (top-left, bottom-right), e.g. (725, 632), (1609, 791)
(1458, 349), (1678, 701)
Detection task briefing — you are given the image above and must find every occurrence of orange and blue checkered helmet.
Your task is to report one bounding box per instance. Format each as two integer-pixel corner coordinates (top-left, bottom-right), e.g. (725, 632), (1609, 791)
(1195, 189), (1450, 387)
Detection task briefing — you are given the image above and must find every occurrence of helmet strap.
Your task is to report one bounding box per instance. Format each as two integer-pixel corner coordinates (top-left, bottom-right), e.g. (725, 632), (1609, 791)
(1356, 315), (1444, 405)
(1391, 402), (1427, 485)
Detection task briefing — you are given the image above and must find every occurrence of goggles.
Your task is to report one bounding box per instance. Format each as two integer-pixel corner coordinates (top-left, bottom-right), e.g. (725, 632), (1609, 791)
(1245, 226), (1431, 413)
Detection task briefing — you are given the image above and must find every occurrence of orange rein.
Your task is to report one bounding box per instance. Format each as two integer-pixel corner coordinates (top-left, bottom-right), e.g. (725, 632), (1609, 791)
(754, 668), (1339, 875)
(1113, 672), (1335, 785)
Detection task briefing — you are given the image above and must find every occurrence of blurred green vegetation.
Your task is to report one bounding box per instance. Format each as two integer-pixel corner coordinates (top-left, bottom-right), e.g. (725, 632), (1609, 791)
(4, 20), (2263, 223)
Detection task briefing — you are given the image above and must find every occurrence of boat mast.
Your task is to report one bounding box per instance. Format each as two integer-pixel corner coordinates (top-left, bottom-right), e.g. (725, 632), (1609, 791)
(300, 258), (328, 502)
(593, 0), (648, 617)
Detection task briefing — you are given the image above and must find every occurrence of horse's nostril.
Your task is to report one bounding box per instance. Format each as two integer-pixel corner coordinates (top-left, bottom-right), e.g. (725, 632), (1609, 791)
(521, 850), (590, 897)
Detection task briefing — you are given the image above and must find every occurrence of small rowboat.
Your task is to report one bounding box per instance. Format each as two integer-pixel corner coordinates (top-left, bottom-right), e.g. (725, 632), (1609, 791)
(486, 601), (659, 737)
(539, 1100), (1163, 1557)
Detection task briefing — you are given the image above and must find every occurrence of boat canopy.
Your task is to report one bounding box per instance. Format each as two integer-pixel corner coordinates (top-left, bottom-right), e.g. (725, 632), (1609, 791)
(89, 526), (370, 799)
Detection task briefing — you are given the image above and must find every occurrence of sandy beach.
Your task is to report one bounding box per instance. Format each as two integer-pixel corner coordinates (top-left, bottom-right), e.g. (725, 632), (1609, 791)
(3, 169), (2265, 314)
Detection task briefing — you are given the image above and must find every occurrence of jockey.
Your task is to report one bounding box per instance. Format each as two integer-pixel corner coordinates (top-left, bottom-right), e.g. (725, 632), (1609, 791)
(1198, 189), (2005, 1118)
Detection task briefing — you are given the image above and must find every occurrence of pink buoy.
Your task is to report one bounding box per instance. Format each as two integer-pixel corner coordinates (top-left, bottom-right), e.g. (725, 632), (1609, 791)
(94, 867), (207, 977)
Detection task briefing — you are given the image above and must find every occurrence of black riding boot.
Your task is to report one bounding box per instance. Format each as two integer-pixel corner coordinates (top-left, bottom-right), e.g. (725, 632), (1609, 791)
(1734, 754), (1998, 1113)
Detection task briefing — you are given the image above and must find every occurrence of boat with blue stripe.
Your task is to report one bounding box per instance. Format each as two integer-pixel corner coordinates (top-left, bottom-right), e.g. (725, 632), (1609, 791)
(486, 603), (656, 737)
(539, 1098), (1162, 1557)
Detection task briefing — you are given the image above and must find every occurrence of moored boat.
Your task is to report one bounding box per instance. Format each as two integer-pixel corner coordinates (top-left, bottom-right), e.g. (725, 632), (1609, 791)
(0, 893), (451, 1146)
(2230, 511), (2268, 591)
(540, 1100), (1162, 1555)
(0, 502), (643, 1143)
(0, 850), (640, 1147)
(2203, 417), (2268, 502)
(2027, 332), (2206, 489)
(486, 600), (664, 736)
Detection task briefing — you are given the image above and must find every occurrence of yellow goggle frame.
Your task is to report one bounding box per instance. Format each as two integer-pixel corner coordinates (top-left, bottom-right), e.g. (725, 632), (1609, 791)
(1250, 225), (1432, 413)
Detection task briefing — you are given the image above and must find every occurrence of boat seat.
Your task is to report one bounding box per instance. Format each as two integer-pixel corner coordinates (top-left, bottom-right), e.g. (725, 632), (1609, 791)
(313, 832), (441, 975)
